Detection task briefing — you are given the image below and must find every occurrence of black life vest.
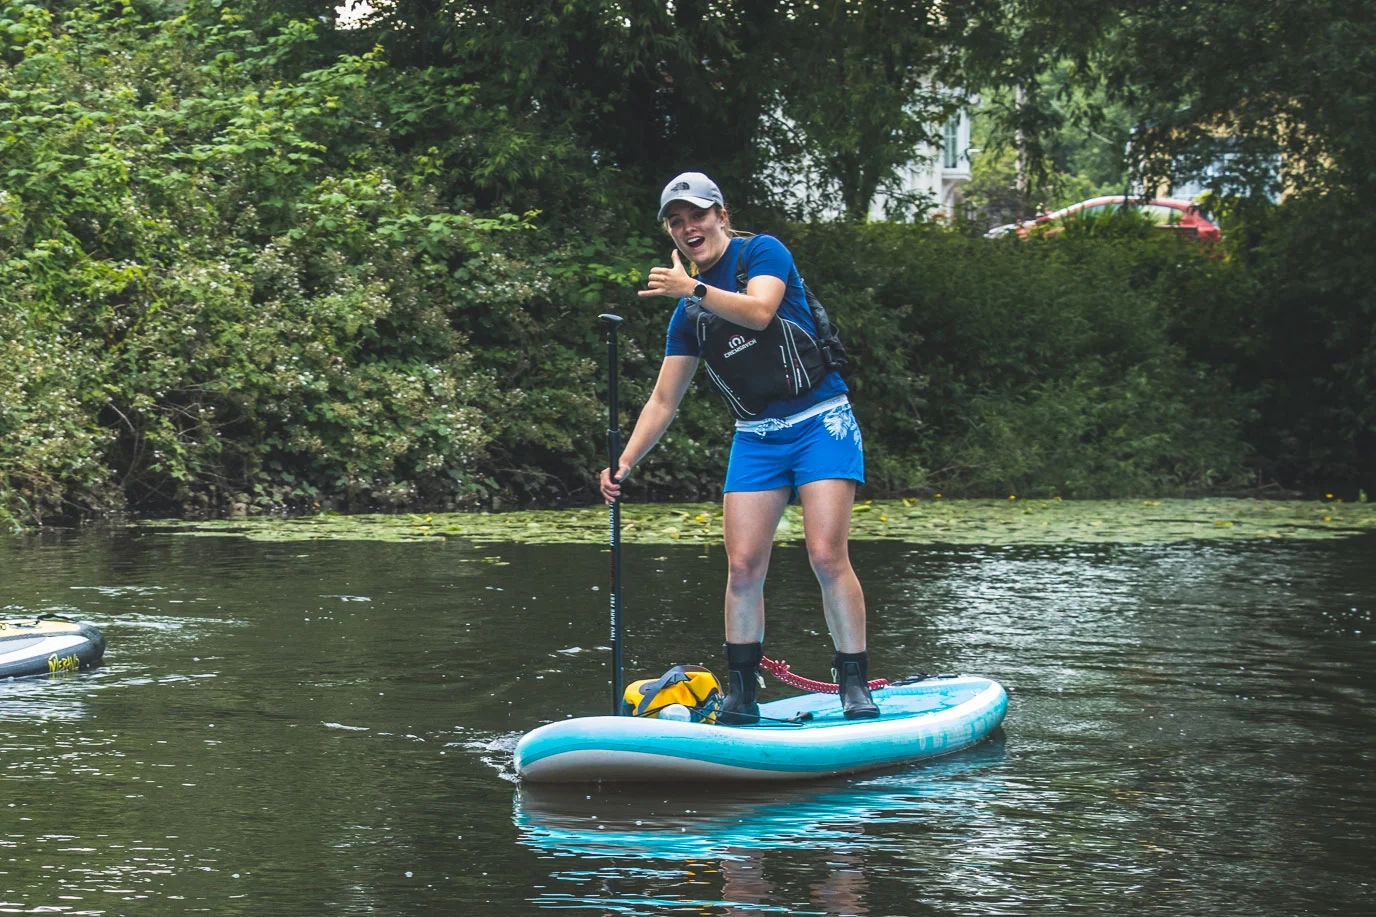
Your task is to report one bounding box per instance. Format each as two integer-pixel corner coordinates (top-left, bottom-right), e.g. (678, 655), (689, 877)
(685, 246), (848, 420)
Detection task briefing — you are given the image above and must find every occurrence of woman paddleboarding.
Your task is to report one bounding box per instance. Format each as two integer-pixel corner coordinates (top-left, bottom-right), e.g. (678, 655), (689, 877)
(599, 171), (878, 724)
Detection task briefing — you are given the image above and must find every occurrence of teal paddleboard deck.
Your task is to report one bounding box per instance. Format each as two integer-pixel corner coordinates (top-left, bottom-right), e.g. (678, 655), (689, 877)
(515, 675), (1007, 783)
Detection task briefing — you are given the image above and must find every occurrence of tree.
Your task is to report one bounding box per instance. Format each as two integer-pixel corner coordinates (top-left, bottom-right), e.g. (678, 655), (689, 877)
(963, 65), (1136, 226)
(335, 1), (971, 221)
(965, 0), (1376, 200)
(768, 1), (960, 220)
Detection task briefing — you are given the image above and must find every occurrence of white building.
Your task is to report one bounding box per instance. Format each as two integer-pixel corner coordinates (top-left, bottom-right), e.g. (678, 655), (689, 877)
(867, 110), (973, 220)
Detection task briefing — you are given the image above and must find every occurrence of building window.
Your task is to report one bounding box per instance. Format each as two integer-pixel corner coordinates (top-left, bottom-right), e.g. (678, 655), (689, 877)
(943, 115), (961, 169)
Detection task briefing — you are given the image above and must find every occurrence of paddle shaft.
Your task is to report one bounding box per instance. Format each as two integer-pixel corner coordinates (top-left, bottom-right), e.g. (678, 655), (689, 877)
(599, 313), (625, 714)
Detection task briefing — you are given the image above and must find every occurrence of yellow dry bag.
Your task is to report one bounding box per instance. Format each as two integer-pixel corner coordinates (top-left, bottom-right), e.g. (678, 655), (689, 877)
(621, 664), (722, 723)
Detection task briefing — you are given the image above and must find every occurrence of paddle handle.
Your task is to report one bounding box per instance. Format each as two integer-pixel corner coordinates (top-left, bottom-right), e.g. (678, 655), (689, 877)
(599, 313), (625, 714)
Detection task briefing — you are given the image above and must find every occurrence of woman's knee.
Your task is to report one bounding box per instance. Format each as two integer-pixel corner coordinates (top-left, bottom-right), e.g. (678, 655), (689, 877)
(807, 543), (852, 583)
(726, 551), (771, 589)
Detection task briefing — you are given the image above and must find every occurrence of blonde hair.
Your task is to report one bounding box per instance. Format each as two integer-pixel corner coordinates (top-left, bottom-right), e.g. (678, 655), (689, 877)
(663, 204), (754, 277)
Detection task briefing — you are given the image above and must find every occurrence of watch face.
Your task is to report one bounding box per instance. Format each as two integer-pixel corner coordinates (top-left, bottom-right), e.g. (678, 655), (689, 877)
(694, 282), (707, 299)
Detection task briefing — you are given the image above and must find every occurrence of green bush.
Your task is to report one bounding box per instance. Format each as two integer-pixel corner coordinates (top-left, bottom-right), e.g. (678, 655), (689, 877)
(786, 218), (1250, 497)
(0, 309), (118, 528)
(1215, 195), (1376, 492)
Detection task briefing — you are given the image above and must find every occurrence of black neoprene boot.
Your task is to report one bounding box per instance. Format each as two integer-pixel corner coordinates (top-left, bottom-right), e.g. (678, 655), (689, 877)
(833, 651), (880, 720)
(719, 642), (762, 725)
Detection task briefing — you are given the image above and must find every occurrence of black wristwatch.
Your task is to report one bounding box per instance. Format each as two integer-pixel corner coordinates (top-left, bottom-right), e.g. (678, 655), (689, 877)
(687, 282), (707, 304)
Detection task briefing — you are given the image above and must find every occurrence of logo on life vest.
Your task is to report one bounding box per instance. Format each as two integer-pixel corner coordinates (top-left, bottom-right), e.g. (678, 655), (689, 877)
(723, 334), (756, 358)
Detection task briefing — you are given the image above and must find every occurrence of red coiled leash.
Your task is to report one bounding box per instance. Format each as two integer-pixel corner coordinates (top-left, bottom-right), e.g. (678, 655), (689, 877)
(760, 656), (889, 694)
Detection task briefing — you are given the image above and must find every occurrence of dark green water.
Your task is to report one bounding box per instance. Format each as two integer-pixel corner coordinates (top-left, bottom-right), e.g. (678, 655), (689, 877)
(1, 526), (1373, 915)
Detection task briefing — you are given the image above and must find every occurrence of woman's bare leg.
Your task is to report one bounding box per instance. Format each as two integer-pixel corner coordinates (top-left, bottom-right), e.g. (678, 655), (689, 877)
(721, 487), (791, 642)
(798, 478), (865, 653)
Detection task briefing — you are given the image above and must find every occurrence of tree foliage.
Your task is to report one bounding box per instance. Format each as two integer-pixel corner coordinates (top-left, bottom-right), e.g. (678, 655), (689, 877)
(0, 0), (536, 521)
(963, 64), (1136, 225)
(966, 0), (1376, 200)
(763, 1), (961, 220)
(342, 0), (969, 221)
(0, 0), (1371, 527)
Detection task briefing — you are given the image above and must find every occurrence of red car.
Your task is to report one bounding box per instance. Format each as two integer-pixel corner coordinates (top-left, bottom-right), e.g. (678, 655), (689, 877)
(985, 196), (1222, 242)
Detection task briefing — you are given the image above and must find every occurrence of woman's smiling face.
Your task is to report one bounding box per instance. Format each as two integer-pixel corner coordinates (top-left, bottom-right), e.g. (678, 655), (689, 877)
(664, 201), (729, 270)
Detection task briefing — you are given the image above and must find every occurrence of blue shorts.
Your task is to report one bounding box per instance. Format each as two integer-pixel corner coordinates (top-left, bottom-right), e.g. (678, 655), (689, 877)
(723, 398), (865, 493)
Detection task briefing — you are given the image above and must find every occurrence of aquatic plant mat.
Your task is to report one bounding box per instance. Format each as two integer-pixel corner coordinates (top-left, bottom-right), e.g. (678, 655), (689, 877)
(144, 498), (1376, 546)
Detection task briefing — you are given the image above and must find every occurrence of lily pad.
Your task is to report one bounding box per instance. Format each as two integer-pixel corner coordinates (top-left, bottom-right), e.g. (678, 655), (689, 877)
(138, 498), (1376, 546)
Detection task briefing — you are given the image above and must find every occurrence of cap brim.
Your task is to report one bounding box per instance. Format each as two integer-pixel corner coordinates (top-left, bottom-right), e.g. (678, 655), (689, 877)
(657, 195), (716, 221)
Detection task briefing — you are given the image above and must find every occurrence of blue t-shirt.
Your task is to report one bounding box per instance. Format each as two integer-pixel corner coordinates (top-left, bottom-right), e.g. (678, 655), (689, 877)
(665, 235), (847, 419)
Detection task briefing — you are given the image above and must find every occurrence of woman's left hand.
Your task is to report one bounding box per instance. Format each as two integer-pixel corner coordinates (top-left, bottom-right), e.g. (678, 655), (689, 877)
(639, 250), (694, 299)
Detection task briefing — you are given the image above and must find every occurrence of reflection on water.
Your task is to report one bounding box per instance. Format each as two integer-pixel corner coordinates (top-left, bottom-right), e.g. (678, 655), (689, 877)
(515, 741), (1009, 914)
(516, 738), (1008, 861)
(0, 528), (1373, 915)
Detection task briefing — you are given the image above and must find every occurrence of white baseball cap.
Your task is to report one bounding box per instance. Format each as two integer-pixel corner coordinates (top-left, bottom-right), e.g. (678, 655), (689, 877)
(657, 172), (725, 220)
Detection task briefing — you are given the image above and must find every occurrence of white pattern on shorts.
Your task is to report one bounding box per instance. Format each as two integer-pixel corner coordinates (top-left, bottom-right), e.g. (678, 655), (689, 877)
(823, 405), (862, 446)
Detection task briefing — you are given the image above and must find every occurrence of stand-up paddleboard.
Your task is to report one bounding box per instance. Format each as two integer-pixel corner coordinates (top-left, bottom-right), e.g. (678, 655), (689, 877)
(0, 616), (106, 679)
(516, 674), (1006, 783)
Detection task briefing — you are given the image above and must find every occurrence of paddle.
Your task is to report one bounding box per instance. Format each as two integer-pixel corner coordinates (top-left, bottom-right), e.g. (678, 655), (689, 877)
(599, 313), (626, 714)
